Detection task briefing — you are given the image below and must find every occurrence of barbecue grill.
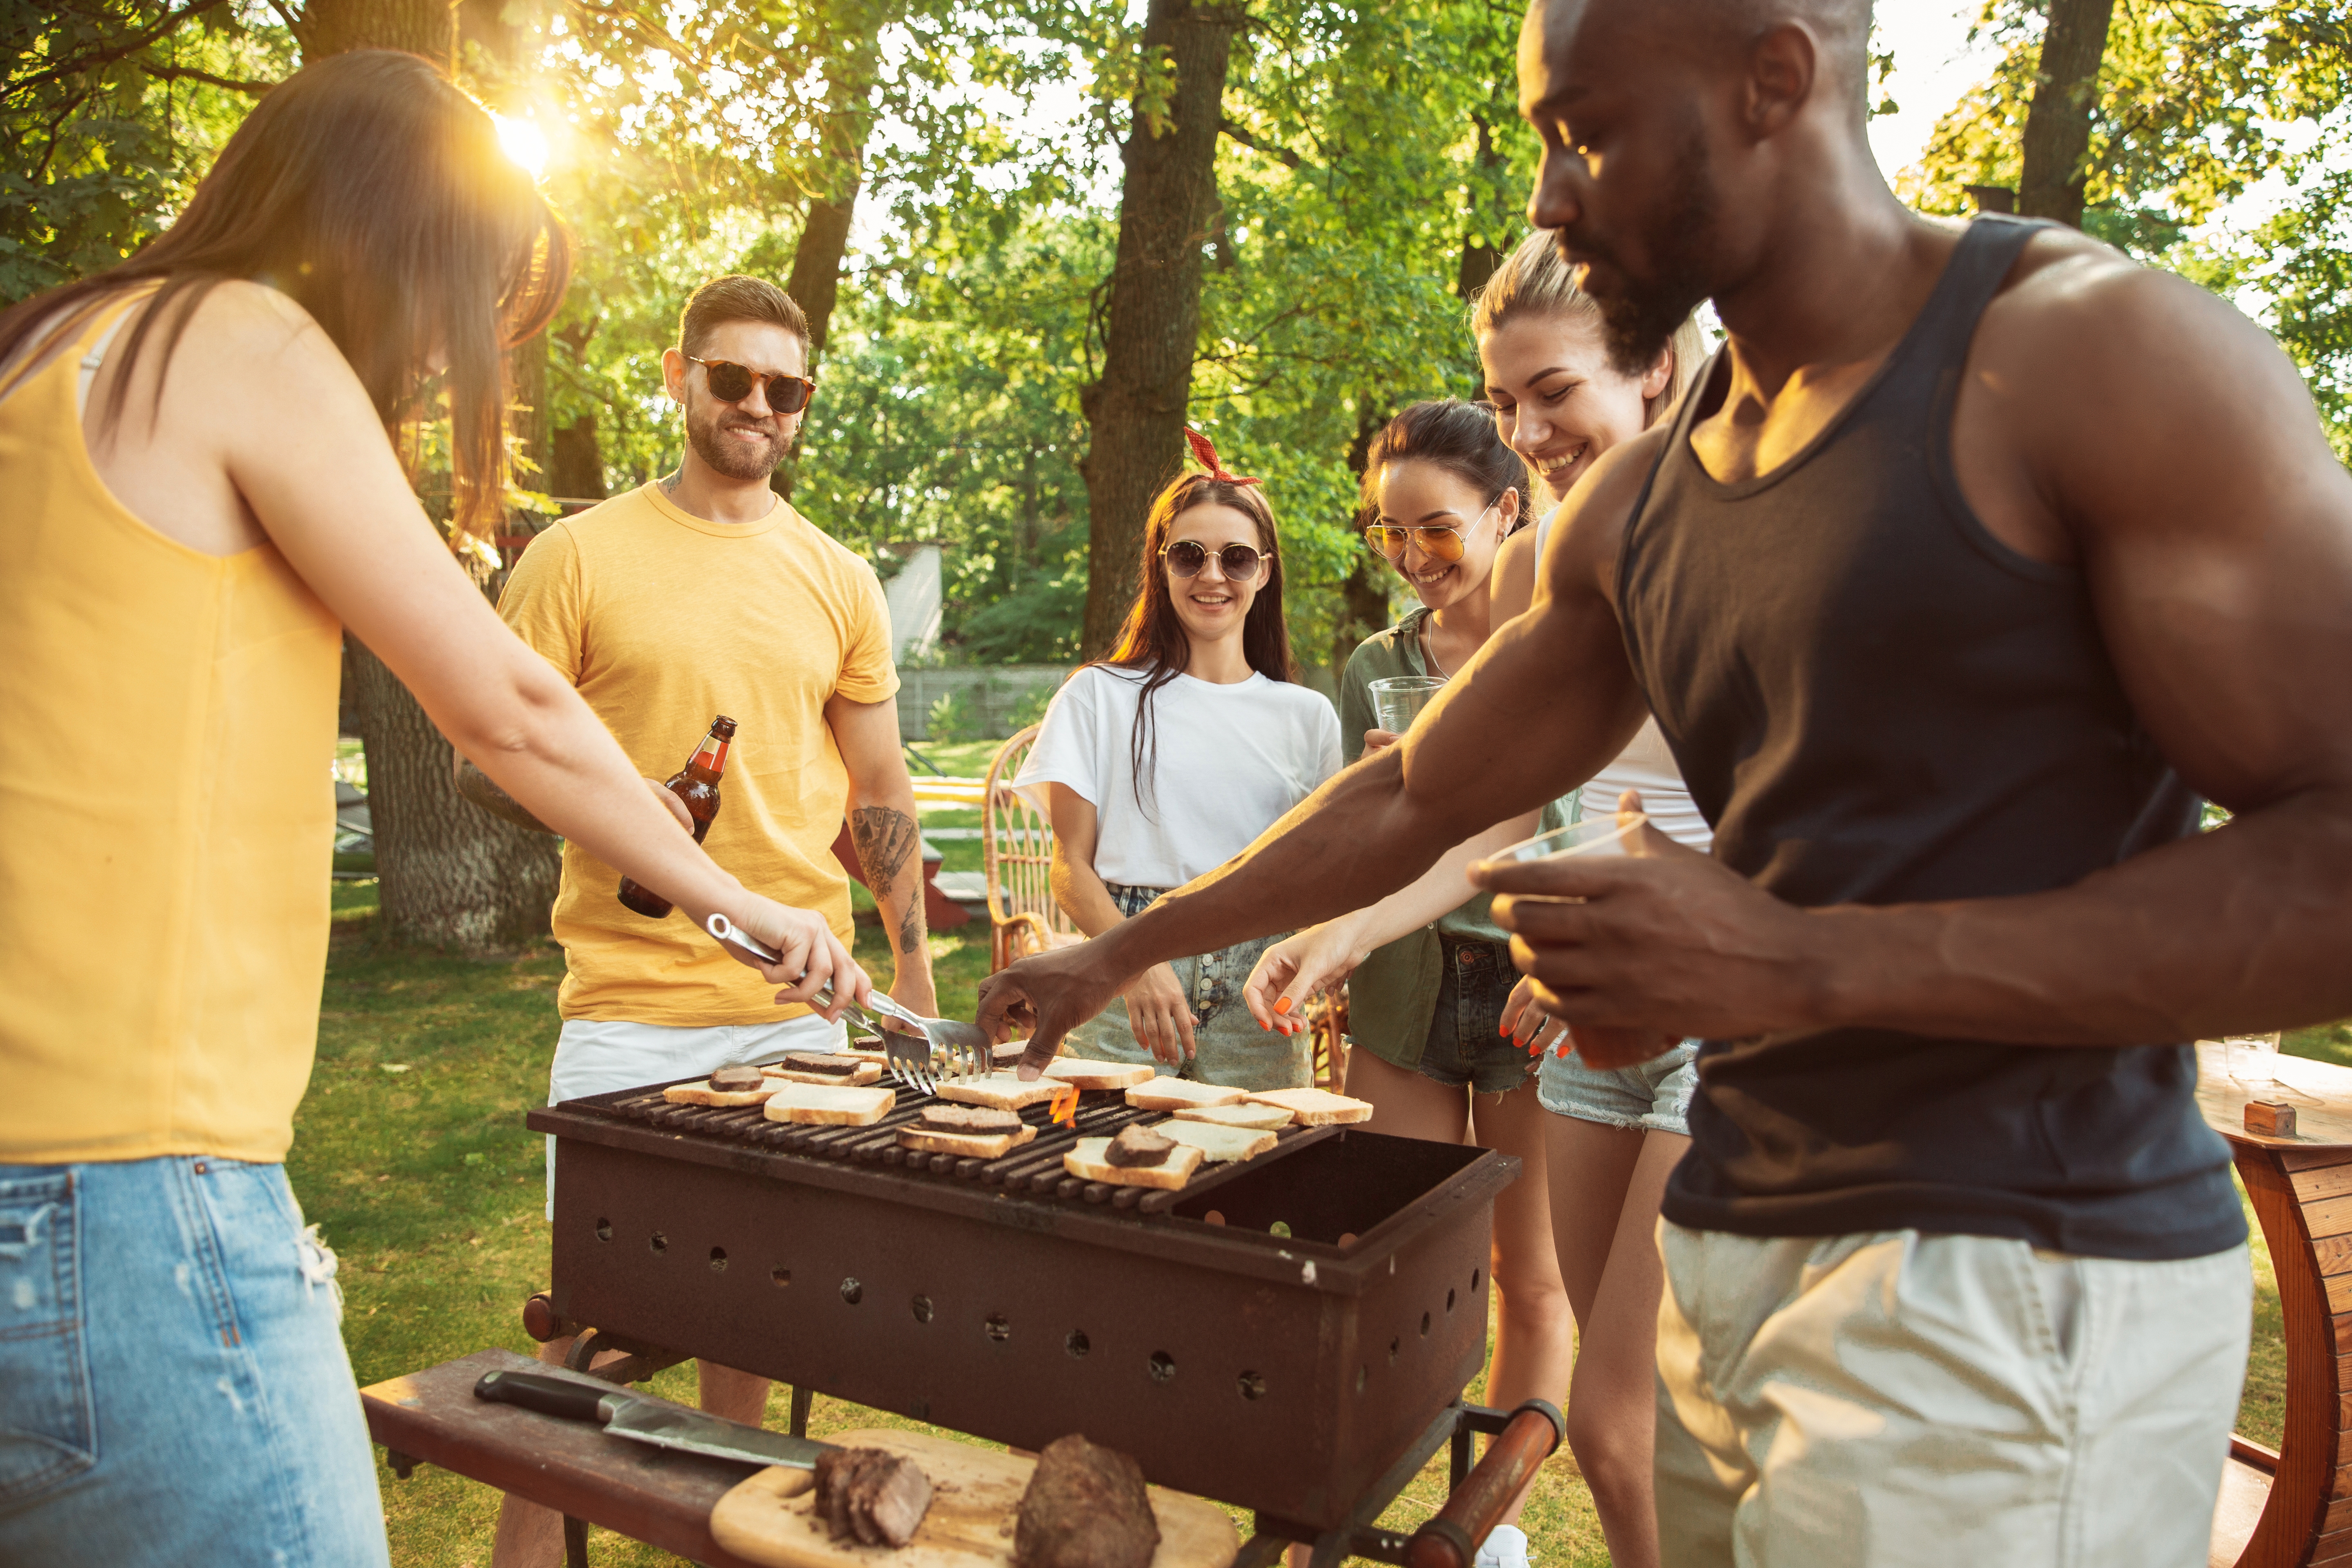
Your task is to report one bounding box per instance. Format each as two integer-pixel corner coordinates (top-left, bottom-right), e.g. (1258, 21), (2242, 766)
(534, 1076), (1543, 1560)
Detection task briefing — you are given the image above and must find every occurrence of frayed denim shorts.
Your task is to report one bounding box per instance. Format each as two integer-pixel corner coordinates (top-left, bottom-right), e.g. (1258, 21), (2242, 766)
(1537, 1037), (1700, 1136)
(0, 1156), (388, 1567)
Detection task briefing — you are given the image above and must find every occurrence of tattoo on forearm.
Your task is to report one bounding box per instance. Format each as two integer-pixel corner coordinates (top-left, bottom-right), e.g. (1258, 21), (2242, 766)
(453, 757), (555, 835)
(851, 806), (928, 958)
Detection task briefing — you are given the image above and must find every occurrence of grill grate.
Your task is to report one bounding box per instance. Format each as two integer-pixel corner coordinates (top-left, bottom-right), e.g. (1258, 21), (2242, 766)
(583, 1081), (1329, 1215)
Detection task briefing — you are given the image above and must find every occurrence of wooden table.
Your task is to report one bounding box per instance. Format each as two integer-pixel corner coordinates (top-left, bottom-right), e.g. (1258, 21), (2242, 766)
(362, 1347), (771, 1568)
(2199, 1042), (2352, 1568)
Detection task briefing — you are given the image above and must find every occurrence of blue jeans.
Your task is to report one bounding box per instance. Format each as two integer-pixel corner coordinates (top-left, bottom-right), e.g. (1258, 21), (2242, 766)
(1067, 883), (1312, 1091)
(0, 1156), (389, 1568)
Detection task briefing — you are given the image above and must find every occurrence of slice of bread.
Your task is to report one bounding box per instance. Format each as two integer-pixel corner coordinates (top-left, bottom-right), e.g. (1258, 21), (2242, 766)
(931, 1072), (1066, 1110)
(1243, 1087), (1374, 1125)
(1172, 1103), (1295, 1131)
(761, 1082), (896, 1126)
(1064, 1136), (1205, 1190)
(1160, 1120), (1277, 1164)
(663, 1080), (779, 1108)
(762, 1060), (883, 1087)
(897, 1124), (1040, 1159)
(1041, 1058), (1157, 1091)
(1125, 1078), (1248, 1111)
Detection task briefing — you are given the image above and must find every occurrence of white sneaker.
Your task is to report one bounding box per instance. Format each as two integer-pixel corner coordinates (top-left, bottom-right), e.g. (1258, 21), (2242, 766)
(1474, 1524), (1529, 1568)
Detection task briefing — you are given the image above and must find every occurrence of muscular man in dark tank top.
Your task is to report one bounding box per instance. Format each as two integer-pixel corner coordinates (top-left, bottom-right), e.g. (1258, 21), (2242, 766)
(980, 0), (2352, 1561)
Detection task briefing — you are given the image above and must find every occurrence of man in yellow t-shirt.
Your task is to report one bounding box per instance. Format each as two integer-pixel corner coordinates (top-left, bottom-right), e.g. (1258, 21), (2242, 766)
(457, 275), (935, 1568)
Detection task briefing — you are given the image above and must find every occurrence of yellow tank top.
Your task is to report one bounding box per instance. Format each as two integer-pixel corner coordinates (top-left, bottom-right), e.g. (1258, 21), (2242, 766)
(0, 292), (343, 1164)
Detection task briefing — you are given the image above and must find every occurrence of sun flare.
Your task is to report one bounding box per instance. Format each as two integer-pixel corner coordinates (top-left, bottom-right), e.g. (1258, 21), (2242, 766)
(491, 112), (549, 177)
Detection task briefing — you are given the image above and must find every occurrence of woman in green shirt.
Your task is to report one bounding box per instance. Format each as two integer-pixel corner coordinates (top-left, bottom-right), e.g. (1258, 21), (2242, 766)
(1245, 399), (1571, 1560)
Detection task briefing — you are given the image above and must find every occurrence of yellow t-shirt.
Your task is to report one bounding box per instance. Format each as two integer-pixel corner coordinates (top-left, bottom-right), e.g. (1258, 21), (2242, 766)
(499, 482), (898, 1025)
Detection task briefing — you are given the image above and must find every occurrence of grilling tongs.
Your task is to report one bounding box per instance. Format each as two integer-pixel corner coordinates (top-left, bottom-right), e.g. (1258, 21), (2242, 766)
(704, 911), (991, 1091)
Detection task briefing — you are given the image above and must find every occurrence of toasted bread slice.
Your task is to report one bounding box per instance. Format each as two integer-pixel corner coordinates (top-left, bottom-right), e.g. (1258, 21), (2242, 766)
(991, 1041), (1033, 1067)
(1041, 1058), (1157, 1091)
(1172, 1102), (1295, 1131)
(897, 1124), (1040, 1159)
(1160, 1120), (1277, 1164)
(1125, 1077), (1248, 1111)
(1243, 1087), (1374, 1125)
(761, 1082), (895, 1126)
(663, 1079), (780, 1108)
(1064, 1136), (1205, 1190)
(762, 1060), (883, 1087)
(931, 1071), (1065, 1110)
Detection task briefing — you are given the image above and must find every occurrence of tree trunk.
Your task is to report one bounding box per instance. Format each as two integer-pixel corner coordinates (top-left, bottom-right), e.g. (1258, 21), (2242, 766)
(550, 415), (605, 501)
(1331, 397), (1392, 675)
(771, 2), (890, 502)
(1077, 0), (1245, 658)
(305, 0), (561, 951)
(2017, 0), (2116, 228)
(1455, 115), (1509, 304)
(343, 637), (562, 949)
(293, 0), (456, 65)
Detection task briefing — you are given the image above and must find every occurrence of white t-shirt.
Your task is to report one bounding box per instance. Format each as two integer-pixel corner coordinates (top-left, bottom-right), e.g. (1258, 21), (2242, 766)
(1534, 513), (1713, 851)
(1015, 664), (1345, 889)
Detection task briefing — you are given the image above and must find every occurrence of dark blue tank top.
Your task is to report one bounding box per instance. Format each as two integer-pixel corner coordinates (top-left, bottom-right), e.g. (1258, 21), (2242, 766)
(1616, 216), (2243, 1259)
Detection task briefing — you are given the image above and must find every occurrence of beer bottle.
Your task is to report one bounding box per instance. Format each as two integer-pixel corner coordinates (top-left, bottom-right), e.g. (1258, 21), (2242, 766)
(617, 715), (736, 918)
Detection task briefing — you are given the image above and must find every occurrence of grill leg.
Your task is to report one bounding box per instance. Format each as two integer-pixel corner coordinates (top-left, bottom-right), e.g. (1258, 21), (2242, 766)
(562, 1511), (590, 1568)
(789, 1383), (813, 1439)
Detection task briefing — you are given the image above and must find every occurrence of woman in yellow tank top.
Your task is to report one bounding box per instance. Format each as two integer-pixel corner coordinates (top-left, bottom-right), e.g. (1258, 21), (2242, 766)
(0, 52), (870, 1568)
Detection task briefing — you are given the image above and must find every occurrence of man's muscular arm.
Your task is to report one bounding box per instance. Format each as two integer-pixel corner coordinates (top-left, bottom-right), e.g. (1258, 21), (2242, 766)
(831, 693), (938, 1019)
(1481, 243), (2352, 1053)
(978, 442), (1660, 1068)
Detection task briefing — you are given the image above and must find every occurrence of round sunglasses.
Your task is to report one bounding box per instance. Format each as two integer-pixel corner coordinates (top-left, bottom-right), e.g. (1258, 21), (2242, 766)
(1160, 540), (1273, 582)
(1365, 501), (1502, 566)
(686, 355), (816, 414)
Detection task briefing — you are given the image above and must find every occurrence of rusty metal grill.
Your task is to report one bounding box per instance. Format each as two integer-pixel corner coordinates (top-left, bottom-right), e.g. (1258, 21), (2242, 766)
(595, 1079), (1330, 1214)
(535, 1080), (1519, 1531)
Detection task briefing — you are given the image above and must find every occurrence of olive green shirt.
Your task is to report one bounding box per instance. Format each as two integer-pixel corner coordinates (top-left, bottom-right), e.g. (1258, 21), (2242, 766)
(1336, 608), (1567, 1069)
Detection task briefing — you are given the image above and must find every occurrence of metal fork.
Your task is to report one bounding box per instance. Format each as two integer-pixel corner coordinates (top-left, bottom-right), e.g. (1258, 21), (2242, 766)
(703, 914), (989, 1090)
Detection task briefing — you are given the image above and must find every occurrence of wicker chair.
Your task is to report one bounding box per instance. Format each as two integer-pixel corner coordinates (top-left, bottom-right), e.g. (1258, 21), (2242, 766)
(982, 725), (1081, 973)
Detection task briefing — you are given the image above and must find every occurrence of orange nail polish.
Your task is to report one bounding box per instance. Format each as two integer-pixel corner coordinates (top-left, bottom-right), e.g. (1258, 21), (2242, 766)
(1274, 997), (1292, 1015)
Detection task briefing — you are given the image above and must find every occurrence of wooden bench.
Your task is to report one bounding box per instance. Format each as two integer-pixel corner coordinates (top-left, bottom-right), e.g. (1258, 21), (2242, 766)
(2199, 1042), (2352, 1568)
(363, 1347), (770, 1568)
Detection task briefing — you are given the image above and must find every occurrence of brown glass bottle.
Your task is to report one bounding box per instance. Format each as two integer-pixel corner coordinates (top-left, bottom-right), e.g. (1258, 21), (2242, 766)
(617, 715), (736, 918)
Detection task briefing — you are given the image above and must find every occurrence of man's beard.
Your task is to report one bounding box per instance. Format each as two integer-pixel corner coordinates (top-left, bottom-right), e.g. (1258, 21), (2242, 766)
(1561, 119), (1719, 378)
(686, 396), (788, 481)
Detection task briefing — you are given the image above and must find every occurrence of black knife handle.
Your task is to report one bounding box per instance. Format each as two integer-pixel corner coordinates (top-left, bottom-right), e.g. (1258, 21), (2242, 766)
(473, 1369), (613, 1424)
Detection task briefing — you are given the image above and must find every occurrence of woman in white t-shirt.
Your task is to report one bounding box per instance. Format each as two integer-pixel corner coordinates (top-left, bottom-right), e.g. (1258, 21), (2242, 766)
(1014, 433), (1342, 1089)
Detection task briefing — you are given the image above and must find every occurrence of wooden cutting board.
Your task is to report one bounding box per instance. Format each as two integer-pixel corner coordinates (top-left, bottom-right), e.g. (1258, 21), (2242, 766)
(707, 1428), (1238, 1568)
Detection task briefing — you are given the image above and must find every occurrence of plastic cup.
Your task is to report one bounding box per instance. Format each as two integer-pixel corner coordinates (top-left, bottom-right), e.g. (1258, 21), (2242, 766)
(1494, 812), (1649, 864)
(1369, 675), (1447, 735)
(2228, 1032), (2282, 1086)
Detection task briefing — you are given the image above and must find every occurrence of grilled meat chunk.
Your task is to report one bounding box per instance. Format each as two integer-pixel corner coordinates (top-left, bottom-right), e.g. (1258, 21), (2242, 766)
(812, 1446), (932, 1548)
(1014, 1434), (1158, 1568)
(1104, 1123), (1176, 1169)
(781, 1052), (859, 1078)
(917, 1104), (1022, 1136)
(707, 1065), (766, 1093)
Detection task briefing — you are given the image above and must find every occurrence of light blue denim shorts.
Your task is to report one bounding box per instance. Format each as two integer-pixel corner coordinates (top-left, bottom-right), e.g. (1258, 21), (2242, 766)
(1066, 884), (1313, 1092)
(1537, 1038), (1700, 1136)
(0, 1156), (390, 1568)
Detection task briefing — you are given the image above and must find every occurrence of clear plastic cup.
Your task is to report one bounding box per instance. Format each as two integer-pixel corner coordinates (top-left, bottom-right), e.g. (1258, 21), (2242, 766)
(1369, 675), (1447, 734)
(2228, 1032), (2282, 1086)
(1494, 812), (1649, 864)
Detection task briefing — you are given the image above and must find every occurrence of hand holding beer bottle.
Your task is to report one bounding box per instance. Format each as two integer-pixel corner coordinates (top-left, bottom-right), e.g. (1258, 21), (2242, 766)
(619, 715), (735, 918)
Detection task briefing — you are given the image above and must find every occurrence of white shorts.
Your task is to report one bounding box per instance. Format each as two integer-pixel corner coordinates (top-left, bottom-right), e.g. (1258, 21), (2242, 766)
(543, 1014), (846, 1217)
(1653, 1220), (2251, 1568)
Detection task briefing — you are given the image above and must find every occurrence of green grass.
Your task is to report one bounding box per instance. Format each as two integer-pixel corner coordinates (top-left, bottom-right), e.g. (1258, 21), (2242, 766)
(305, 878), (2328, 1563)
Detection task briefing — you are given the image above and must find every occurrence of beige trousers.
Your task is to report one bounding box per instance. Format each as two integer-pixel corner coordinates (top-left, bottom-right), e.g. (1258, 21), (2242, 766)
(1654, 1221), (2250, 1568)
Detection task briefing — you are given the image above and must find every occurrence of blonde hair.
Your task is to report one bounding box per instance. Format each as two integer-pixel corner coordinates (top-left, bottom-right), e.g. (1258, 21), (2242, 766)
(1470, 230), (1710, 427)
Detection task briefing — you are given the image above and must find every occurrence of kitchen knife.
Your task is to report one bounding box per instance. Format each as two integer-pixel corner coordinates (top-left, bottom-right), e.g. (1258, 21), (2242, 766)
(473, 1369), (835, 1470)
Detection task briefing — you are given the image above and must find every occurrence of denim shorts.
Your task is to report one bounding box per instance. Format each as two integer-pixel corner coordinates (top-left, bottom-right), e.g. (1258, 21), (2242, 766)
(1414, 937), (1541, 1095)
(0, 1156), (389, 1567)
(1537, 1037), (1700, 1136)
(1067, 884), (1313, 1092)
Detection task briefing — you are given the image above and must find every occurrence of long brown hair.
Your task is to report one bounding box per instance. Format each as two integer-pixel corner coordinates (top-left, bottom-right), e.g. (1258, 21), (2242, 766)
(1097, 470), (1296, 817)
(0, 49), (568, 543)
